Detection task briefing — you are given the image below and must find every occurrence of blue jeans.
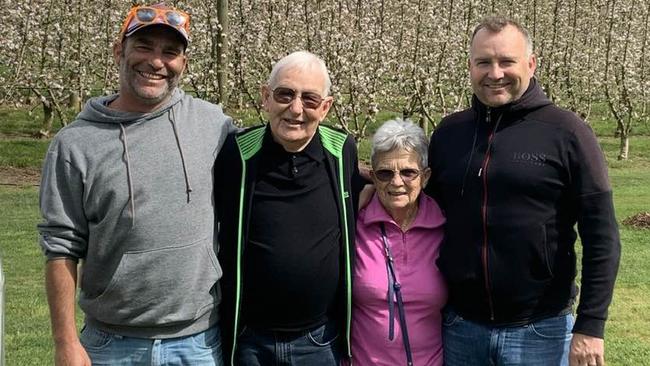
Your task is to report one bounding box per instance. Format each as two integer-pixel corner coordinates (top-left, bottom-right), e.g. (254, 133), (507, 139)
(80, 324), (224, 365)
(442, 308), (573, 366)
(235, 320), (340, 366)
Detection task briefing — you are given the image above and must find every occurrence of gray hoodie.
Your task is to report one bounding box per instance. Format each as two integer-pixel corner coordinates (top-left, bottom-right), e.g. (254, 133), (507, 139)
(38, 88), (236, 338)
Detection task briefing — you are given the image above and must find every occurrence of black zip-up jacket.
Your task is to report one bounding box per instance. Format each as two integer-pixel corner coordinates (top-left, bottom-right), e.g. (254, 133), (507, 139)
(425, 79), (621, 338)
(215, 125), (363, 365)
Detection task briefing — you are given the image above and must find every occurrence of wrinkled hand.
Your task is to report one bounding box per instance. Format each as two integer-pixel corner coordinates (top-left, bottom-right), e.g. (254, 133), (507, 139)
(358, 184), (375, 210)
(569, 333), (605, 366)
(55, 340), (91, 366)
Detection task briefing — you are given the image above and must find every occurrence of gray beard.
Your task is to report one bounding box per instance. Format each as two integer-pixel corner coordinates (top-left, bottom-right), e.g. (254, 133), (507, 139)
(121, 64), (179, 106)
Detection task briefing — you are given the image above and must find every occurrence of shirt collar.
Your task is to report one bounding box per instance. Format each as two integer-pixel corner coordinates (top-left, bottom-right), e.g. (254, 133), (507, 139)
(361, 193), (446, 230)
(263, 124), (325, 161)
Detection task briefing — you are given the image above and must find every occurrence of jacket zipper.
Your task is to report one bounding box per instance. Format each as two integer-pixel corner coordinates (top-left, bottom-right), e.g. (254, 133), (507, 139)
(335, 158), (353, 358)
(479, 108), (495, 321)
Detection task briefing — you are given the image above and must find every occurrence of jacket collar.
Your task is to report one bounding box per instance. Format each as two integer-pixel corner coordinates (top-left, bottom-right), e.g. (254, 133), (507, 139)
(361, 193), (445, 230)
(261, 124), (325, 162)
(471, 78), (553, 120)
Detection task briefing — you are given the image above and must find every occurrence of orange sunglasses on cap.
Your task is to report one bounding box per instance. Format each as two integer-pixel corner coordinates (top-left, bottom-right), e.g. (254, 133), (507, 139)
(118, 5), (190, 44)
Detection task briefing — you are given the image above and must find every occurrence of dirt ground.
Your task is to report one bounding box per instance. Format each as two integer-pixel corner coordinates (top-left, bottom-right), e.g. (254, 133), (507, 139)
(0, 166), (41, 187)
(623, 212), (650, 229)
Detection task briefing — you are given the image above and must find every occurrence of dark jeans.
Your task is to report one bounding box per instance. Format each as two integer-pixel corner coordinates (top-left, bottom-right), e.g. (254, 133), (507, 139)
(235, 320), (340, 366)
(442, 308), (573, 366)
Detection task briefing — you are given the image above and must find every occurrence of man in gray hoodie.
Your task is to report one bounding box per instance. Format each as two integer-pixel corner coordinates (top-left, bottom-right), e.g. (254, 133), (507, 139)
(37, 4), (235, 365)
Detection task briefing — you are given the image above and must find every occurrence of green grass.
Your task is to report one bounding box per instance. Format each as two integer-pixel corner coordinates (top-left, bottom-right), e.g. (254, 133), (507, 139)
(0, 140), (50, 168)
(0, 107), (58, 170)
(1, 186), (54, 365)
(0, 186), (85, 366)
(598, 133), (650, 365)
(0, 107), (649, 364)
(0, 108), (43, 137)
(0, 106), (71, 138)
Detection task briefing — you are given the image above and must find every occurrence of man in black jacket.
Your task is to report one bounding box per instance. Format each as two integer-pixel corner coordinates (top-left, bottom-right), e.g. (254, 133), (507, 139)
(426, 16), (620, 366)
(215, 51), (363, 366)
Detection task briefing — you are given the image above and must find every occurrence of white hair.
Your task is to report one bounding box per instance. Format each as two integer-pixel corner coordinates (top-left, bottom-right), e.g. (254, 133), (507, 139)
(267, 51), (332, 96)
(371, 118), (428, 168)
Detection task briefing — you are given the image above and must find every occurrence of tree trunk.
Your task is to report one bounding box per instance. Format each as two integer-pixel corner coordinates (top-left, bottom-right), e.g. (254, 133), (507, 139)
(39, 101), (54, 139)
(216, 0), (229, 107)
(618, 132), (629, 160)
(69, 91), (81, 113)
(419, 116), (428, 136)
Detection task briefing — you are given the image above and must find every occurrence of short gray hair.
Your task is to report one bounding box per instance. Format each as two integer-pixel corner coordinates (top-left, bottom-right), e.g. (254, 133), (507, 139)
(267, 51), (332, 96)
(471, 16), (534, 57)
(371, 118), (428, 168)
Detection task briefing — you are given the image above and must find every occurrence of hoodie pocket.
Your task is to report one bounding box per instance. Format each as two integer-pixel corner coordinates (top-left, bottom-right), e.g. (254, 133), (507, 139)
(489, 223), (553, 300)
(80, 236), (221, 327)
(437, 218), (483, 285)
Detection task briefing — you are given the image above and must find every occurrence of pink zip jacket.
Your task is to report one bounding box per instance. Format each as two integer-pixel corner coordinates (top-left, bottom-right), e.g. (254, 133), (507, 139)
(348, 193), (446, 366)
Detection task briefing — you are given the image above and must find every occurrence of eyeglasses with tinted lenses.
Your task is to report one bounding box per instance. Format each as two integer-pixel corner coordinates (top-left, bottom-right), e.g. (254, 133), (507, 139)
(120, 6), (190, 38)
(271, 87), (324, 109)
(373, 169), (421, 182)
(137, 7), (187, 26)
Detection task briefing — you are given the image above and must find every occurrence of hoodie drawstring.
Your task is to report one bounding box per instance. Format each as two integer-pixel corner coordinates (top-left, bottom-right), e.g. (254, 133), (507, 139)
(119, 123), (136, 228)
(169, 107), (193, 203)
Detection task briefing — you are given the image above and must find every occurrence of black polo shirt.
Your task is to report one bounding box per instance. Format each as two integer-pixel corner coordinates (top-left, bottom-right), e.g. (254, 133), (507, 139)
(241, 133), (341, 331)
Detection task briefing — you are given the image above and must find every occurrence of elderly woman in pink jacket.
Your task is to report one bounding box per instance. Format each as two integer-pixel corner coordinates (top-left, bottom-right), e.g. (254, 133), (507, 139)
(350, 119), (446, 366)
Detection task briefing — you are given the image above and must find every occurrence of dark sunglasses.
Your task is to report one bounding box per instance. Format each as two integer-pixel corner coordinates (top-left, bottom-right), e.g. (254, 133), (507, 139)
(271, 87), (325, 109)
(373, 168), (421, 182)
